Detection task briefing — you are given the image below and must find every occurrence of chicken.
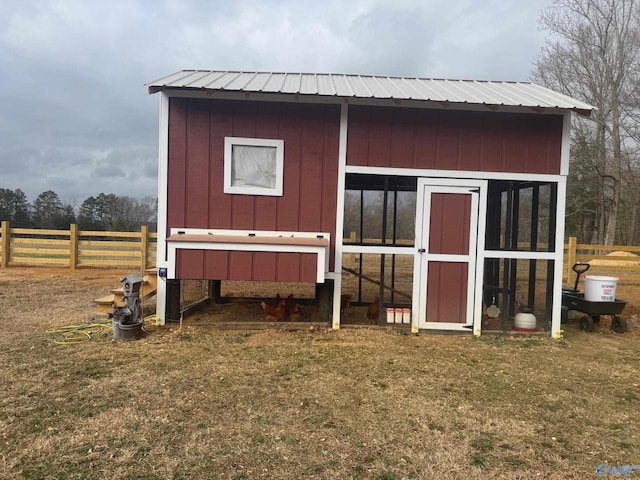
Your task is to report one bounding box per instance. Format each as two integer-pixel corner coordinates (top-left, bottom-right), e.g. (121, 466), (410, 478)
(367, 295), (380, 321)
(285, 293), (302, 321)
(288, 302), (302, 322)
(261, 297), (287, 321)
(340, 294), (352, 314)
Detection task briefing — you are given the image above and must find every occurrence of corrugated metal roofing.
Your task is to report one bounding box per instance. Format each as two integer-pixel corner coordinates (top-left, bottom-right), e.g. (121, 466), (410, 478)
(147, 70), (595, 114)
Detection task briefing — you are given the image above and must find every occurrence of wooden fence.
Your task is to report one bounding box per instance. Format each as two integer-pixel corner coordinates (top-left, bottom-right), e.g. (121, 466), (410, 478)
(1, 222), (640, 280)
(0, 222), (157, 270)
(564, 237), (640, 282)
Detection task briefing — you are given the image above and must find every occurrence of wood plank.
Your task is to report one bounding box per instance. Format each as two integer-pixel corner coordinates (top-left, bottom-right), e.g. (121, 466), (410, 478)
(185, 101), (210, 228)
(12, 238), (70, 246)
(78, 231), (141, 238)
(78, 259), (140, 267)
(78, 240), (141, 248)
(11, 247), (70, 255)
(577, 244), (640, 252)
(78, 250), (141, 258)
(12, 257), (69, 265)
(11, 228), (70, 236)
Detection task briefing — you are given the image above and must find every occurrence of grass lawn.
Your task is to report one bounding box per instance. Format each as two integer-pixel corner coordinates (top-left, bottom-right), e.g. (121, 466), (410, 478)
(0, 268), (639, 479)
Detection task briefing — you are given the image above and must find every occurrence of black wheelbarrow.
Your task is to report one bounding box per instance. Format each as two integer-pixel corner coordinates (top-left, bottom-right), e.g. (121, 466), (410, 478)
(562, 263), (627, 333)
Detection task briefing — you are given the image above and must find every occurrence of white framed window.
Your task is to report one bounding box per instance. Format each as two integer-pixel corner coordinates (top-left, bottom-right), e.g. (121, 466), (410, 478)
(224, 137), (284, 196)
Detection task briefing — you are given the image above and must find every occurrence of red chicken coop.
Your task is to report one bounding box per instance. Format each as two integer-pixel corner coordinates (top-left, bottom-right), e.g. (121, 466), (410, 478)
(147, 70), (594, 337)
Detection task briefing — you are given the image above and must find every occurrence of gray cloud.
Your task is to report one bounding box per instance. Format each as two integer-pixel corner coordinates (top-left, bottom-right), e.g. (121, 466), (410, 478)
(0, 0), (553, 204)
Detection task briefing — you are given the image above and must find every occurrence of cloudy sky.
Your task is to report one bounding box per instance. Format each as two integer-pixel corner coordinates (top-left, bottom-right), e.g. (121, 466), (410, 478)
(0, 0), (553, 205)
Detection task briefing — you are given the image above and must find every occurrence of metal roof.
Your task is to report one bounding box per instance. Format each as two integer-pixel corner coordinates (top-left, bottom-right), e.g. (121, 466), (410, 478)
(147, 70), (595, 114)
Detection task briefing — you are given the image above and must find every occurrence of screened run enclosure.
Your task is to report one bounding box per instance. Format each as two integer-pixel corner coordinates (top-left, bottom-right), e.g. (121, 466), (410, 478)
(342, 174), (416, 326)
(342, 174), (559, 332)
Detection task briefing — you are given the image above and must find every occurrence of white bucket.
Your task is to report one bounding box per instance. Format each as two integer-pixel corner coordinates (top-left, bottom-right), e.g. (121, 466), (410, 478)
(584, 275), (618, 302)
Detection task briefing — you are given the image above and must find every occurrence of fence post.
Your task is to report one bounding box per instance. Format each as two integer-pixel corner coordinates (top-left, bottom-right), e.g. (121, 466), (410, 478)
(69, 224), (78, 270)
(1, 221), (9, 268)
(566, 236), (577, 282)
(141, 225), (148, 271)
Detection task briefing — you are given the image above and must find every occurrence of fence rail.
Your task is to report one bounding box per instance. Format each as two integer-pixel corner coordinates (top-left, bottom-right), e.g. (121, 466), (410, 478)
(563, 238), (640, 282)
(0, 222), (157, 270)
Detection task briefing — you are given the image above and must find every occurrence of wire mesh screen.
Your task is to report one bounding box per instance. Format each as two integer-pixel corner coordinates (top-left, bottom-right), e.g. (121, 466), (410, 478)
(179, 279), (210, 312)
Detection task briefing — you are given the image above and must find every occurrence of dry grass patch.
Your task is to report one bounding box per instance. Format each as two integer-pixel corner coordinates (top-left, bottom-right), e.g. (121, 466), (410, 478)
(0, 268), (639, 479)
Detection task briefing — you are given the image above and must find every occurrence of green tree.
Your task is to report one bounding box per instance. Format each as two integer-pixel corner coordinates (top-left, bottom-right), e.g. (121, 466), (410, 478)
(0, 188), (31, 227)
(31, 191), (76, 229)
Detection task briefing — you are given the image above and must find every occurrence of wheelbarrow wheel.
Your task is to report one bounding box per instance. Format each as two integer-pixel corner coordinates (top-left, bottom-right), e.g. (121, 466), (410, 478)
(612, 315), (627, 334)
(580, 315), (594, 332)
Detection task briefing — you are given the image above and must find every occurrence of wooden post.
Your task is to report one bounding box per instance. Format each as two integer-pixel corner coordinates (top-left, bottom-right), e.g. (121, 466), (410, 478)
(69, 224), (78, 270)
(566, 236), (577, 282)
(208, 279), (228, 303)
(1, 221), (9, 268)
(140, 225), (149, 271)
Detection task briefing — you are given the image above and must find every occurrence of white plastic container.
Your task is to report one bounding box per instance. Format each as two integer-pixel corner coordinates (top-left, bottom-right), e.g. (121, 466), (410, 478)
(386, 308), (395, 323)
(584, 275), (618, 302)
(402, 308), (411, 324)
(394, 308), (402, 323)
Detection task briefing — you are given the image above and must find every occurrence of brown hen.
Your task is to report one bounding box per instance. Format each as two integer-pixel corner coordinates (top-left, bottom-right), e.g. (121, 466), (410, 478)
(262, 298), (287, 321)
(367, 296), (380, 321)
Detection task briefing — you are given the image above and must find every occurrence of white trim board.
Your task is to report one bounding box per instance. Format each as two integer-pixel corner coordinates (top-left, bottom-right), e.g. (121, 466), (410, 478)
(560, 112), (572, 176)
(166, 228), (331, 283)
(342, 245), (414, 255)
(551, 177), (568, 338)
(331, 103), (349, 329)
(155, 92), (170, 324)
(157, 92), (170, 268)
(223, 137), (284, 196)
(484, 251), (557, 260)
(345, 165), (566, 182)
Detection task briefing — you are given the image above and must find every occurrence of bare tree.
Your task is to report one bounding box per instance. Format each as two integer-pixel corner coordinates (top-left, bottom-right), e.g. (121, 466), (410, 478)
(532, 0), (640, 245)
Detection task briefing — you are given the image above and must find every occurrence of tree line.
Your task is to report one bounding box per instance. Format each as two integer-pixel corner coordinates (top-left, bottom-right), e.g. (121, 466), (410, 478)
(0, 188), (157, 232)
(532, 0), (640, 245)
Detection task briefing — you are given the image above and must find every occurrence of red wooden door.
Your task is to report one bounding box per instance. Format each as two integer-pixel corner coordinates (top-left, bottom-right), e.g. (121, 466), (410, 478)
(416, 186), (479, 330)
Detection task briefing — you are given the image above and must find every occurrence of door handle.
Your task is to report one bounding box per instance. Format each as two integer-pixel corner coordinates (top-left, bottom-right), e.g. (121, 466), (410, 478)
(418, 248), (426, 253)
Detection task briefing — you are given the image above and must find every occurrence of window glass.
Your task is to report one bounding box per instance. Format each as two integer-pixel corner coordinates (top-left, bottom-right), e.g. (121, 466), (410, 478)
(231, 145), (277, 189)
(224, 137), (284, 196)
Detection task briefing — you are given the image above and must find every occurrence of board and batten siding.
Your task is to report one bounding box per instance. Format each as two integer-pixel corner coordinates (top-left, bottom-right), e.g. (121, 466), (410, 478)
(346, 105), (564, 174)
(167, 98), (340, 281)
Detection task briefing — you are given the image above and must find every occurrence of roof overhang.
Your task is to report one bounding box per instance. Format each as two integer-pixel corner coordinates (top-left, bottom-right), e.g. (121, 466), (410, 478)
(147, 70), (595, 117)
